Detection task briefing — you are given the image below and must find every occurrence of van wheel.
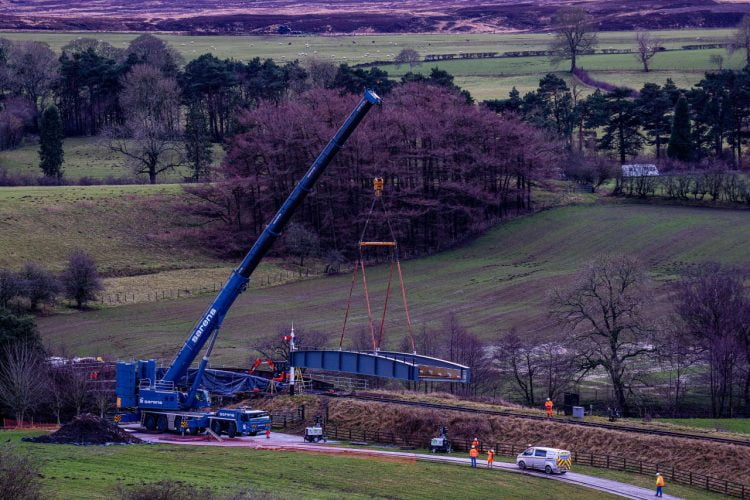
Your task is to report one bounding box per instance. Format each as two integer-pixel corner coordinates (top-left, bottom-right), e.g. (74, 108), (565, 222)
(545, 465), (552, 474)
(518, 461), (526, 470)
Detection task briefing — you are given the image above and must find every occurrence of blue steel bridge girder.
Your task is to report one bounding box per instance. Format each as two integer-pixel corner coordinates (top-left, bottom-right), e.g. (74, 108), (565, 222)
(289, 350), (470, 384)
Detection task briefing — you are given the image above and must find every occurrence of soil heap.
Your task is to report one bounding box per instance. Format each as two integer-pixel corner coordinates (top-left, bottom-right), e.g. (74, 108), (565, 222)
(24, 414), (142, 445)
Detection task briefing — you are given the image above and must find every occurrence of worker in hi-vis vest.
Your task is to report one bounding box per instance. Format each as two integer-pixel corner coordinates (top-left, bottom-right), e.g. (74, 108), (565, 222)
(486, 449), (495, 469)
(469, 446), (479, 468)
(544, 398), (554, 417)
(655, 473), (665, 497)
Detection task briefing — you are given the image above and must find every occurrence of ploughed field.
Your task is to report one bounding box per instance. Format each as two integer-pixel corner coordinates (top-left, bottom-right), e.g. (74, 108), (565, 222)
(0, 29), (741, 100)
(37, 202), (750, 364)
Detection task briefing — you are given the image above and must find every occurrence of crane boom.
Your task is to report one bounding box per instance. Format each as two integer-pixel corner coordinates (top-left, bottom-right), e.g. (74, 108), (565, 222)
(161, 90), (381, 384)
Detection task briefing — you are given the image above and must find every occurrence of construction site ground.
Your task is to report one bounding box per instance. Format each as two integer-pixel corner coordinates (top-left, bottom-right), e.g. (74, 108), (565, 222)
(131, 430), (683, 500)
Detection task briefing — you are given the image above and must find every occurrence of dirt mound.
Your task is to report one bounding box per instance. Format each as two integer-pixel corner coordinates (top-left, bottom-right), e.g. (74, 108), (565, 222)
(24, 414), (142, 445)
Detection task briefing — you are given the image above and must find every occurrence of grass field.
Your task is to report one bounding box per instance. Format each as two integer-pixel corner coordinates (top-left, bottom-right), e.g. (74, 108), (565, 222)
(36, 202), (750, 363)
(4, 431), (613, 500)
(658, 419), (750, 435)
(0, 29), (738, 100)
(0, 137), (225, 181)
(0, 184), (223, 274)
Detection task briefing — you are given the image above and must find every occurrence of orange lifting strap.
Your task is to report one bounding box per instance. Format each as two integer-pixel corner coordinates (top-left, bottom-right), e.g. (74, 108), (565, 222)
(360, 241), (397, 247)
(339, 177), (416, 354)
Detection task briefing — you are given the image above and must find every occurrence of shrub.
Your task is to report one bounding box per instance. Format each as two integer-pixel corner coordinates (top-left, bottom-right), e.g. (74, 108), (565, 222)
(0, 446), (42, 500)
(61, 250), (103, 309)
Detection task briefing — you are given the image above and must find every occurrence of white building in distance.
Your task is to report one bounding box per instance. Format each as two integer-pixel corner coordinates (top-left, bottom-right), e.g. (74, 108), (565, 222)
(621, 164), (660, 177)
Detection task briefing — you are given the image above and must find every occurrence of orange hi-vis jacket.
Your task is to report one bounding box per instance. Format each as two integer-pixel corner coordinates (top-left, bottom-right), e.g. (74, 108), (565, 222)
(470, 448), (479, 458)
(487, 451), (495, 461)
(656, 476), (665, 487)
(544, 400), (553, 410)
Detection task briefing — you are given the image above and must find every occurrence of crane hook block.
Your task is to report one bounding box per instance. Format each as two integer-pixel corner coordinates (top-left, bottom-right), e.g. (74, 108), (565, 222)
(374, 177), (384, 197)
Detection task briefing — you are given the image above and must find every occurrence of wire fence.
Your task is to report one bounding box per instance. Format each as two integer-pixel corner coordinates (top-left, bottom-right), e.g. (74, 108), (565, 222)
(95, 267), (326, 306)
(323, 423), (750, 499)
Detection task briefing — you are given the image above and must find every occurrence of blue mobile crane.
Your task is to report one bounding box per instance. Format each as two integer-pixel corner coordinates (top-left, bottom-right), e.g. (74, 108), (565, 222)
(115, 90), (382, 437)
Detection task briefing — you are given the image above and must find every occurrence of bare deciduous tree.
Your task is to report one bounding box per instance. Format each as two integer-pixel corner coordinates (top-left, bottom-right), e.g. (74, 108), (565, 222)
(551, 255), (654, 416)
(0, 268), (23, 309)
(109, 65), (183, 184)
(710, 53), (725, 70)
(284, 222), (320, 268)
(93, 388), (114, 418)
(674, 263), (749, 417)
(443, 313), (492, 397)
(635, 31), (660, 72)
(305, 58), (337, 88)
(730, 14), (750, 68)
(497, 331), (579, 407)
(61, 249), (102, 309)
(65, 366), (93, 417)
(20, 262), (60, 311)
(5, 40), (59, 113)
(0, 342), (47, 424)
(251, 325), (328, 362)
(549, 7), (598, 72)
(0, 446), (42, 499)
(46, 364), (72, 424)
(654, 323), (701, 417)
(394, 48), (421, 69)
(126, 34), (184, 76)
(496, 331), (538, 406)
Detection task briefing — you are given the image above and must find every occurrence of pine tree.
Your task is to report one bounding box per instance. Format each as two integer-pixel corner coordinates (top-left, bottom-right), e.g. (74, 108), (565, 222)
(667, 95), (693, 162)
(184, 104), (213, 181)
(38, 105), (64, 180)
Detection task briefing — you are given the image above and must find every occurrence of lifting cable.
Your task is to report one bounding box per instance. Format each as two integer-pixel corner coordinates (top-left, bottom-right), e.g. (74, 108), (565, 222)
(339, 177), (417, 354)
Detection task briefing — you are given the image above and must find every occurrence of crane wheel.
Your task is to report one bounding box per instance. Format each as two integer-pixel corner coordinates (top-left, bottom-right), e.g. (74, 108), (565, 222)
(227, 422), (237, 438)
(144, 414), (156, 432)
(156, 415), (168, 433)
(211, 420), (222, 436)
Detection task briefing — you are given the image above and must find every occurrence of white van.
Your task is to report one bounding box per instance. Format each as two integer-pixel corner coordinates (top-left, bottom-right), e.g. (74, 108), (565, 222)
(516, 446), (572, 474)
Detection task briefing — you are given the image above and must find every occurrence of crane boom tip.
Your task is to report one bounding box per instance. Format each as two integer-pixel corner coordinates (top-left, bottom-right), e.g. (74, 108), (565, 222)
(364, 89), (382, 105)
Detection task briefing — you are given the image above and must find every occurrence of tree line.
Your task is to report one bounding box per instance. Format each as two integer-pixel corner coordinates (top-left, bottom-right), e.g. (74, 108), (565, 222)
(0, 34), (475, 185)
(183, 83), (560, 261)
(486, 69), (750, 171)
(0, 250), (102, 312)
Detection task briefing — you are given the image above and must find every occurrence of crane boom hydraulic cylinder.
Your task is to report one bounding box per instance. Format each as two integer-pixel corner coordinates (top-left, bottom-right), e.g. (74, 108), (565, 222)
(161, 90), (382, 385)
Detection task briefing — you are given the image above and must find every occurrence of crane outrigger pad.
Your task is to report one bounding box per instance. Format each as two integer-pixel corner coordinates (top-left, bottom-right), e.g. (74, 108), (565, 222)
(290, 350), (470, 384)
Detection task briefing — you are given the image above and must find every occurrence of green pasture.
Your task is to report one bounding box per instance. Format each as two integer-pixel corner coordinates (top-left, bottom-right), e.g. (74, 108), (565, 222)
(0, 29), (735, 63)
(4, 431), (612, 500)
(36, 202), (750, 363)
(0, 29), (740, 100)
(0, 137), (225, 181)
(0, 183), (223, 274)
(658, 419), (750, 435)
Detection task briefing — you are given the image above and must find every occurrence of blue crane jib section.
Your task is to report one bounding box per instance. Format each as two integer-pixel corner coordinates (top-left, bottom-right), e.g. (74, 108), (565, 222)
(160, 90), (382, 386)
(290, 350), (471, 384)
